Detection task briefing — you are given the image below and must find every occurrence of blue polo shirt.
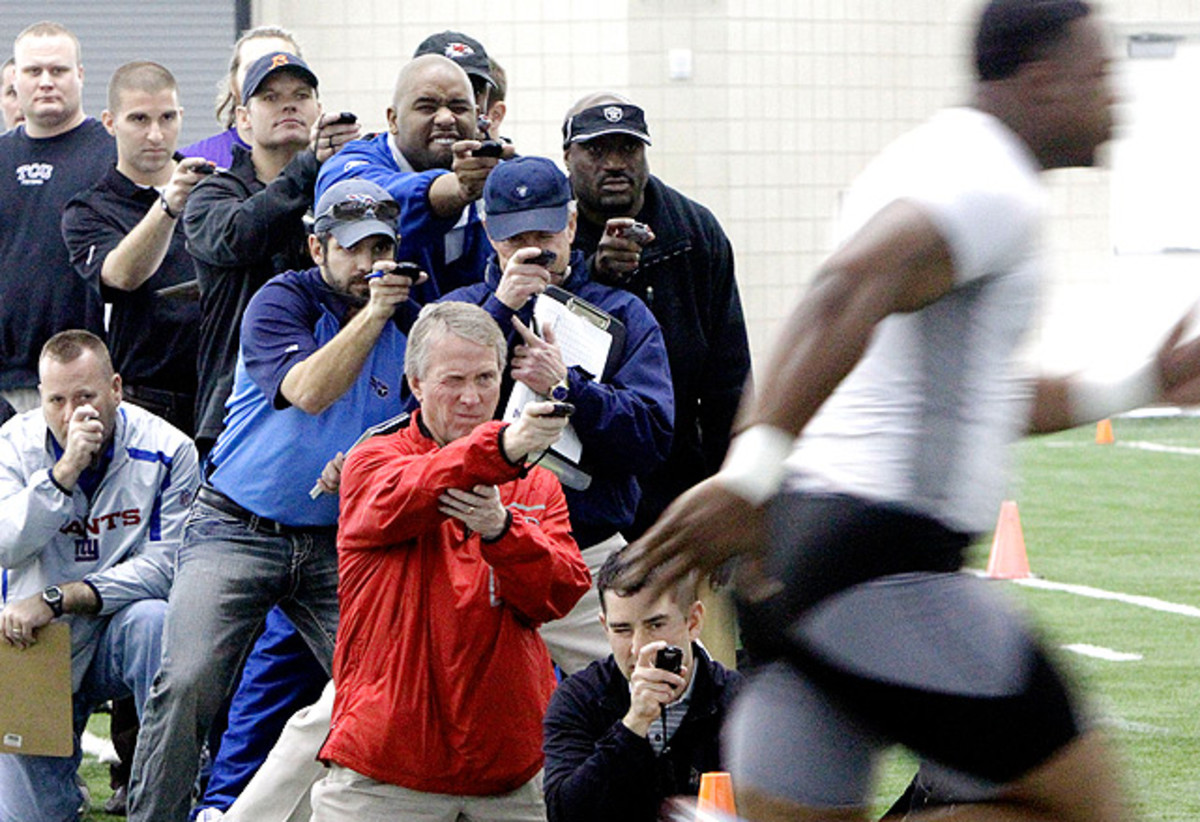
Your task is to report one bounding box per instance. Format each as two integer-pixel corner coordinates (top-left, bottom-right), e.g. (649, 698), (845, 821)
(207, 266), (411, 526)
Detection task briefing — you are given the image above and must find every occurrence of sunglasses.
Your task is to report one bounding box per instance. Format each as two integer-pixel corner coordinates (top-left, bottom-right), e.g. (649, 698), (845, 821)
(316, 197), (400, 224)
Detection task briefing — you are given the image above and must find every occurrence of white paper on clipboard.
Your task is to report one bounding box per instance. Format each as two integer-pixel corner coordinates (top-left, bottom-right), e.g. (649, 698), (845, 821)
(502, 291), (615, 468)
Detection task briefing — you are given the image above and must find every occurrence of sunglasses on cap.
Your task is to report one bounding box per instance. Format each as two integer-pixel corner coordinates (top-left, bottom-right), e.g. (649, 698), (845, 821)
(316, 197), (401, 224)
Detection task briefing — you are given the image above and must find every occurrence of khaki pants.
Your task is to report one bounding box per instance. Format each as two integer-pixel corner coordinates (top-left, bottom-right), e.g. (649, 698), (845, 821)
(224, 681), (335, 822)
(311, 766), (545, 822)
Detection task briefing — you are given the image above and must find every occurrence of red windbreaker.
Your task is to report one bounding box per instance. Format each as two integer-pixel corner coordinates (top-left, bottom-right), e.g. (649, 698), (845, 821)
(320, 414), (591, 795)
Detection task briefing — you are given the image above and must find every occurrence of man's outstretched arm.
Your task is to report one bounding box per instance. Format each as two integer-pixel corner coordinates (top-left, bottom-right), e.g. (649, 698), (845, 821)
(619, 199), (957, 592)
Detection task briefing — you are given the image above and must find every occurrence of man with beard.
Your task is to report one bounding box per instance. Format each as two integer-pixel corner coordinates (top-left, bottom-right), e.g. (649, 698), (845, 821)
(316, 54), (513, 301)
(128, 179), (421, 822)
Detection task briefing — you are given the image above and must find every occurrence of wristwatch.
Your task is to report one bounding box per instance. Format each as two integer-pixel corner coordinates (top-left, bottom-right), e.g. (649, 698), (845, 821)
(42, 585), (65, 618)
(550, 378), (570, 402)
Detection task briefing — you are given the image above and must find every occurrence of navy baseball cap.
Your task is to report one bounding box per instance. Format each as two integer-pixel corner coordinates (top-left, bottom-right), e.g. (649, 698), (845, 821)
(483, 157), (572, 242)
(313, 179), (398, 249)
(562, 103), (651, 149)
(413, 31), (495, 90)
(241, 51), (318, 105)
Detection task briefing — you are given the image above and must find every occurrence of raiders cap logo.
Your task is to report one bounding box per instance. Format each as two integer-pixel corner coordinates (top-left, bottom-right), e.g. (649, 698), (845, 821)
(603, 106), (623, 123)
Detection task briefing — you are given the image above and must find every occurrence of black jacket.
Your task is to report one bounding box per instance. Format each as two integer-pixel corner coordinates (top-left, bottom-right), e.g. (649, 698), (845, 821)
(573, 176), (751, 537)
(184, 144), (319, 447)
(62, 165), (200, 398)
(543, 644), (743, 822)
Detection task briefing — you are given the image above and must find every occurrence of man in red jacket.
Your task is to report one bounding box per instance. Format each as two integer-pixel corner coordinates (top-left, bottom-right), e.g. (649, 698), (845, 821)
(311, 301), (592, 821)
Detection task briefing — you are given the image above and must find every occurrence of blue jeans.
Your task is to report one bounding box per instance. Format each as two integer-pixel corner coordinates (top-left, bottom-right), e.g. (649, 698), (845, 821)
(0, 599), (166, 822)
(191, 608), (328, 818)
(128, 500), (339, 822)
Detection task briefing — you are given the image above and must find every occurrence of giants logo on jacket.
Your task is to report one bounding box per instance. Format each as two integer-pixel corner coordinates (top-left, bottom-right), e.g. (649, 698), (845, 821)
(60, 509), (142, 561)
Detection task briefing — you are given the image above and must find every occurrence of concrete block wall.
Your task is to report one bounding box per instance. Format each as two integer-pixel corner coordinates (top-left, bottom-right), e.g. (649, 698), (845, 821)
(256, 0), (1200, 372)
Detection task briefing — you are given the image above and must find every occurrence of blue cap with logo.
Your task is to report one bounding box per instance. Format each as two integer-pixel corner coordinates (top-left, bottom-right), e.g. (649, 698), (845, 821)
(483, 157), (572, 242)
(241, 51), (319, 105)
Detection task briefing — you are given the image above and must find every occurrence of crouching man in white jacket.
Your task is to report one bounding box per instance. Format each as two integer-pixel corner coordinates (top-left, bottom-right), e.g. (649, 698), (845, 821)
(0, 329), (199, 822)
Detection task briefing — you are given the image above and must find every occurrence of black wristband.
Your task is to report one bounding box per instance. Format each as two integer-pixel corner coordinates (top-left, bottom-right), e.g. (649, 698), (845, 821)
(159, 190), (179, 219)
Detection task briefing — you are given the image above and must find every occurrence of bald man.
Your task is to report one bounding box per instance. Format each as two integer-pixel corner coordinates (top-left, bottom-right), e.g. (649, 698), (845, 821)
(316, 54), (516, 302)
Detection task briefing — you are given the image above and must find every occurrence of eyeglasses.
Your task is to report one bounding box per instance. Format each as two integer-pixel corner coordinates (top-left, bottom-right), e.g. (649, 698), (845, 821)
(316, 197), (400, 224)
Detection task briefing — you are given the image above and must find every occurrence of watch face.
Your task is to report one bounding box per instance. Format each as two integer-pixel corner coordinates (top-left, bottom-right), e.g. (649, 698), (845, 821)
(43, 585), (64, 615)
(551, 383), (569, 402)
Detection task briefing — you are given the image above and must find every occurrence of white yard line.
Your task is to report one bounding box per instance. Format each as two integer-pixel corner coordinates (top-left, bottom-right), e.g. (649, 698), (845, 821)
(1007, 575), (1200, 618)
(1044, 439), (1200, 455)
(1061, 643), (1143, 662)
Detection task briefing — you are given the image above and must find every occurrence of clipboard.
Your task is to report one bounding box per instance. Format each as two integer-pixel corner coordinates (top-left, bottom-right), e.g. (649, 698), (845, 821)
(537, 285), (625, 381)
(0, 622), (74, 757)
(502, 287), (626, 490)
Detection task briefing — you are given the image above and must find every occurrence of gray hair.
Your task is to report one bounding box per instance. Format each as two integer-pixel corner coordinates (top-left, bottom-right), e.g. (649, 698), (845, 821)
(406, 302), (507, 382)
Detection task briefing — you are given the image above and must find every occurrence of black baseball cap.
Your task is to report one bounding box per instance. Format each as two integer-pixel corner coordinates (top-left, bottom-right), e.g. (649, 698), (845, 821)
(413, 31), (496, 90)
(241, 51), (318, 105)
(562, 103), (651, 149)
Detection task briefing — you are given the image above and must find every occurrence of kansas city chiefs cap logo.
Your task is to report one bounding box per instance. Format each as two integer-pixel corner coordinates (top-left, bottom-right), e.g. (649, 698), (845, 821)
(445, 42), (475, 59)
(603, 106), (623, 122)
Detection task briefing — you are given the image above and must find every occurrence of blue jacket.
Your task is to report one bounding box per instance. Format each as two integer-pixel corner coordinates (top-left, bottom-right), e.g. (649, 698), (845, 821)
(315, 132), (490, 302)
(442, 250), (673, 547)
(574, 175), (750, 538)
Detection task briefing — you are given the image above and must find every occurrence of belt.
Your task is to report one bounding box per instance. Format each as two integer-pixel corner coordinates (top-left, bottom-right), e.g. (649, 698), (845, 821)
(123, 384), (193, 408)
(196, 485), (336, 537)
(123, 384), (196, 434)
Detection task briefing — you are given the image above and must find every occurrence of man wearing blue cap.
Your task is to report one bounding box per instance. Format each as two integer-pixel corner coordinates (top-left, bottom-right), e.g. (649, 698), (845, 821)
(184, 50), (361, 458)
(129, 179), (421, 822)
(443, 155), (674, 674)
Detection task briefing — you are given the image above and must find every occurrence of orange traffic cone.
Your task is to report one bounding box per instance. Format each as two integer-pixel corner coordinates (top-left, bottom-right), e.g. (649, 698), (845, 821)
(986, 500), (1031, 579)
(696, 771), (737, 818)
(1095, 418), (1114, 445)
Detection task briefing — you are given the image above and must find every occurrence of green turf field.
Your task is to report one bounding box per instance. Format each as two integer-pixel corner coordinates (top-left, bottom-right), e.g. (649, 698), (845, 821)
(79, 416), (1200, 820)
(872, 414), (1200, 818)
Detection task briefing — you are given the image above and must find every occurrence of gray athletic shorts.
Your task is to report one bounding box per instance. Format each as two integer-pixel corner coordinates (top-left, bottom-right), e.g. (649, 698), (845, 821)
(730, 494), (1084, 808)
